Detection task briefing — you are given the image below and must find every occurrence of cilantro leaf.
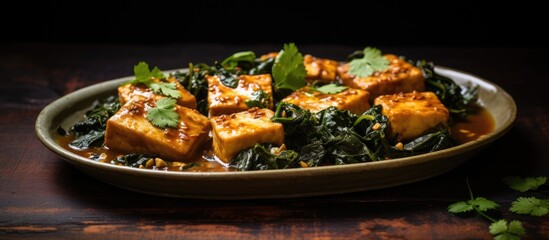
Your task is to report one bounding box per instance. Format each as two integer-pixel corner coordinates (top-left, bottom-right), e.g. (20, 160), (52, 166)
(150, 82), (180, 99)
(221, 51), (256, 70)
(127, 62), (181, 99)
(448, 197), (500, 213)
(489, 220), (525, 240)
(146, 98), (179, 129)
(510, 197), (549, 216)
(272, 43), (307, 91)
(503, 176), (547, 192)
(312, 84), (348, 94)
(348, 47), (389, 78)
(245, 89), (270, 108)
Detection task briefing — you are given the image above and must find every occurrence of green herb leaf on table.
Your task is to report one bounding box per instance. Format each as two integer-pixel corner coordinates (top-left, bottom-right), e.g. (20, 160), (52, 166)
(272, 43), (307, 91)
(147, 98), (179, 129)
(221, 51), (256, 70)
(489, 220), (526, 240)
(312, 84), (348, 94)
(503, 176), (548, 192)
(127, 62), (181, 99)
(448, 197), (500, 213)
(510, 197), (549, 216)
(348, 47), (389, 78)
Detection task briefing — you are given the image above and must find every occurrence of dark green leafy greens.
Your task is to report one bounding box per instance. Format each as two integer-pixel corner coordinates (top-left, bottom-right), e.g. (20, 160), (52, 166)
(245, 89), (270, 109)
(230, 144), (299, 171)
(230, 103), (457, 171)
(413, 60), (478, 120)
(68, 96), (121, 149)
(111, 153), (152, 168)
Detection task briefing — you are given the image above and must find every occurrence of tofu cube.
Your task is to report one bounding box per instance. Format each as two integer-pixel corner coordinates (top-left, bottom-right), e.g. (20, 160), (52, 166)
(304, 54), (339, 82)
(338, 54), (425, 101)
(105, 96), (211, 161)
(210, 108), (284, 163)
(207, 74), (273, 117)
(374, 91), (449, 140)
(281, 86), (370, 115)
(118, 76), (197, 109)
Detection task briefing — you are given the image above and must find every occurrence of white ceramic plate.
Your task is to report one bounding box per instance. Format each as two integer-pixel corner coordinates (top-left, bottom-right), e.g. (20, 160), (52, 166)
(35, 67), (516, 199)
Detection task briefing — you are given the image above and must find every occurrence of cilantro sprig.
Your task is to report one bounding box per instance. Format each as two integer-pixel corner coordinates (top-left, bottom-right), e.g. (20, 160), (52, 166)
(272, 43), (307, 91)
(503, 176), (547, 192)
(310, 83), (347, 94)
(146, 98), (179, 129)
(348, 47), (389, 78)
(448, 176), (549, 239)
(127, 62), (181, 99)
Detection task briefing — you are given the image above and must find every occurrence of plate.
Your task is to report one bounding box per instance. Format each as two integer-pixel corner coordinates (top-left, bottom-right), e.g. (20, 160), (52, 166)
(35, 67), (516, 199)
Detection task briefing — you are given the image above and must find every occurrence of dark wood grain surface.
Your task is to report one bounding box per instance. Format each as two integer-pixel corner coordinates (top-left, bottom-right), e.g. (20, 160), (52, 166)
(1, 44), (548, 239)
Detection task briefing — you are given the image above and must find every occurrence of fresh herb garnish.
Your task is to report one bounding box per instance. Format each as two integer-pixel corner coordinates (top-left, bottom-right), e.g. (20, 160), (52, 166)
(503, 176), (548, 192)
(311, 83), (348, 94)
(489, 220), (526, 240)
(510, 197), (549, 217)
(245, 89), (270, 108)
(348, 47), (389, 78)
(221, 51), (256, 70)
(272, 43), (307, 91)
(448, 176), (549, 239)
(448, 179), (526, 240)
(146, 98), (179, 129)
(127, 62), (181, 99)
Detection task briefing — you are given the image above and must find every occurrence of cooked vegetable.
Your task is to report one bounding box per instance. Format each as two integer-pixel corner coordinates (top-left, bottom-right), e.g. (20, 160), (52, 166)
(69, 95), (120, 149)
(413, 60), (478, 120)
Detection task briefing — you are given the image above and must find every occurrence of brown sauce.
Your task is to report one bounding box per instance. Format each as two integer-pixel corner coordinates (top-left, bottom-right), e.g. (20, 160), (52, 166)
(57, 105), (495, 172)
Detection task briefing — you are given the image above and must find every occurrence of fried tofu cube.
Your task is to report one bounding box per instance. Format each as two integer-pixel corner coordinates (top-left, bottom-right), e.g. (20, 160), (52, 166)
(210, 108), (284, 163)
(281, 86), (370, 115)
(207, 74), (273, 117)
(304, 54), (339, 82)
(374, 91), (449, 140)
(118, 76), (197, 109)
(338, 54), (425, 101)
(105, 97), (211, 161)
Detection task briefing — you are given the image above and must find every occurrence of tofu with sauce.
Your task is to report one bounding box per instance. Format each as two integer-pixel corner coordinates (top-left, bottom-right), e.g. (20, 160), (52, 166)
(118, 76), (197, 109)
(374, 91), (449, 140)
(281, 86), (370, 115)
(338, 54), (425, 101)
(105, 96), (211, 161)
(304, 54), (339, 82)
(207, 74), (273, 117)
(210, 108), (284, 163)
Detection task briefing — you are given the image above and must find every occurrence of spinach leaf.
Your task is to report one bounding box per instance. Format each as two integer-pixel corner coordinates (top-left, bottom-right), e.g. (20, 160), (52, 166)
(230, 144), (299, 171)
(245, 89), (270, 108)
(111, 153), (152, 168)
(174, 63), (212, 115)
(68, 96), (120, 149)
(387, 128), (456, 158)
(413, 60), (478, 120)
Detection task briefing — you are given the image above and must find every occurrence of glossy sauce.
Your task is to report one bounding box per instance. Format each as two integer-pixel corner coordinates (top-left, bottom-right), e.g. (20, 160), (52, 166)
(58, 105), (495, 172)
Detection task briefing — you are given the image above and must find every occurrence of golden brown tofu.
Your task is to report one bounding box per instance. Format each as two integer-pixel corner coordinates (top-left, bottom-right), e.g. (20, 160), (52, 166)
(281, 86), (370, 115)
(207, 74), (273, 117)
(105, 96), (211, 161)
(210, 108), (284, 163)
(374, 91), (449, 140)
(118, 76), (197, 109)
(304, 54), (339, 82)
(337, 54), (425, 101)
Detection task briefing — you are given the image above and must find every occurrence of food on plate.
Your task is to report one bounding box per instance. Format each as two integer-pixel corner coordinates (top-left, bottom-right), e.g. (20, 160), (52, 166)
(57, 43), (493, 172)
(105, 96), (211, 160)
(374, 91), (449, 140)
(338, 54), (425, 101)
(211, 108), (284, 163)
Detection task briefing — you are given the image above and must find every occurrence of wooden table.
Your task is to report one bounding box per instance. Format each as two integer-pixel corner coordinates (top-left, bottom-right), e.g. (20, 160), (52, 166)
(1, 44), (548, 239)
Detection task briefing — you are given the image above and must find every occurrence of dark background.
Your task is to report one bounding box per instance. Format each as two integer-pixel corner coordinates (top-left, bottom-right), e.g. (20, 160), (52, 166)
(2, 1), (546, 47)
